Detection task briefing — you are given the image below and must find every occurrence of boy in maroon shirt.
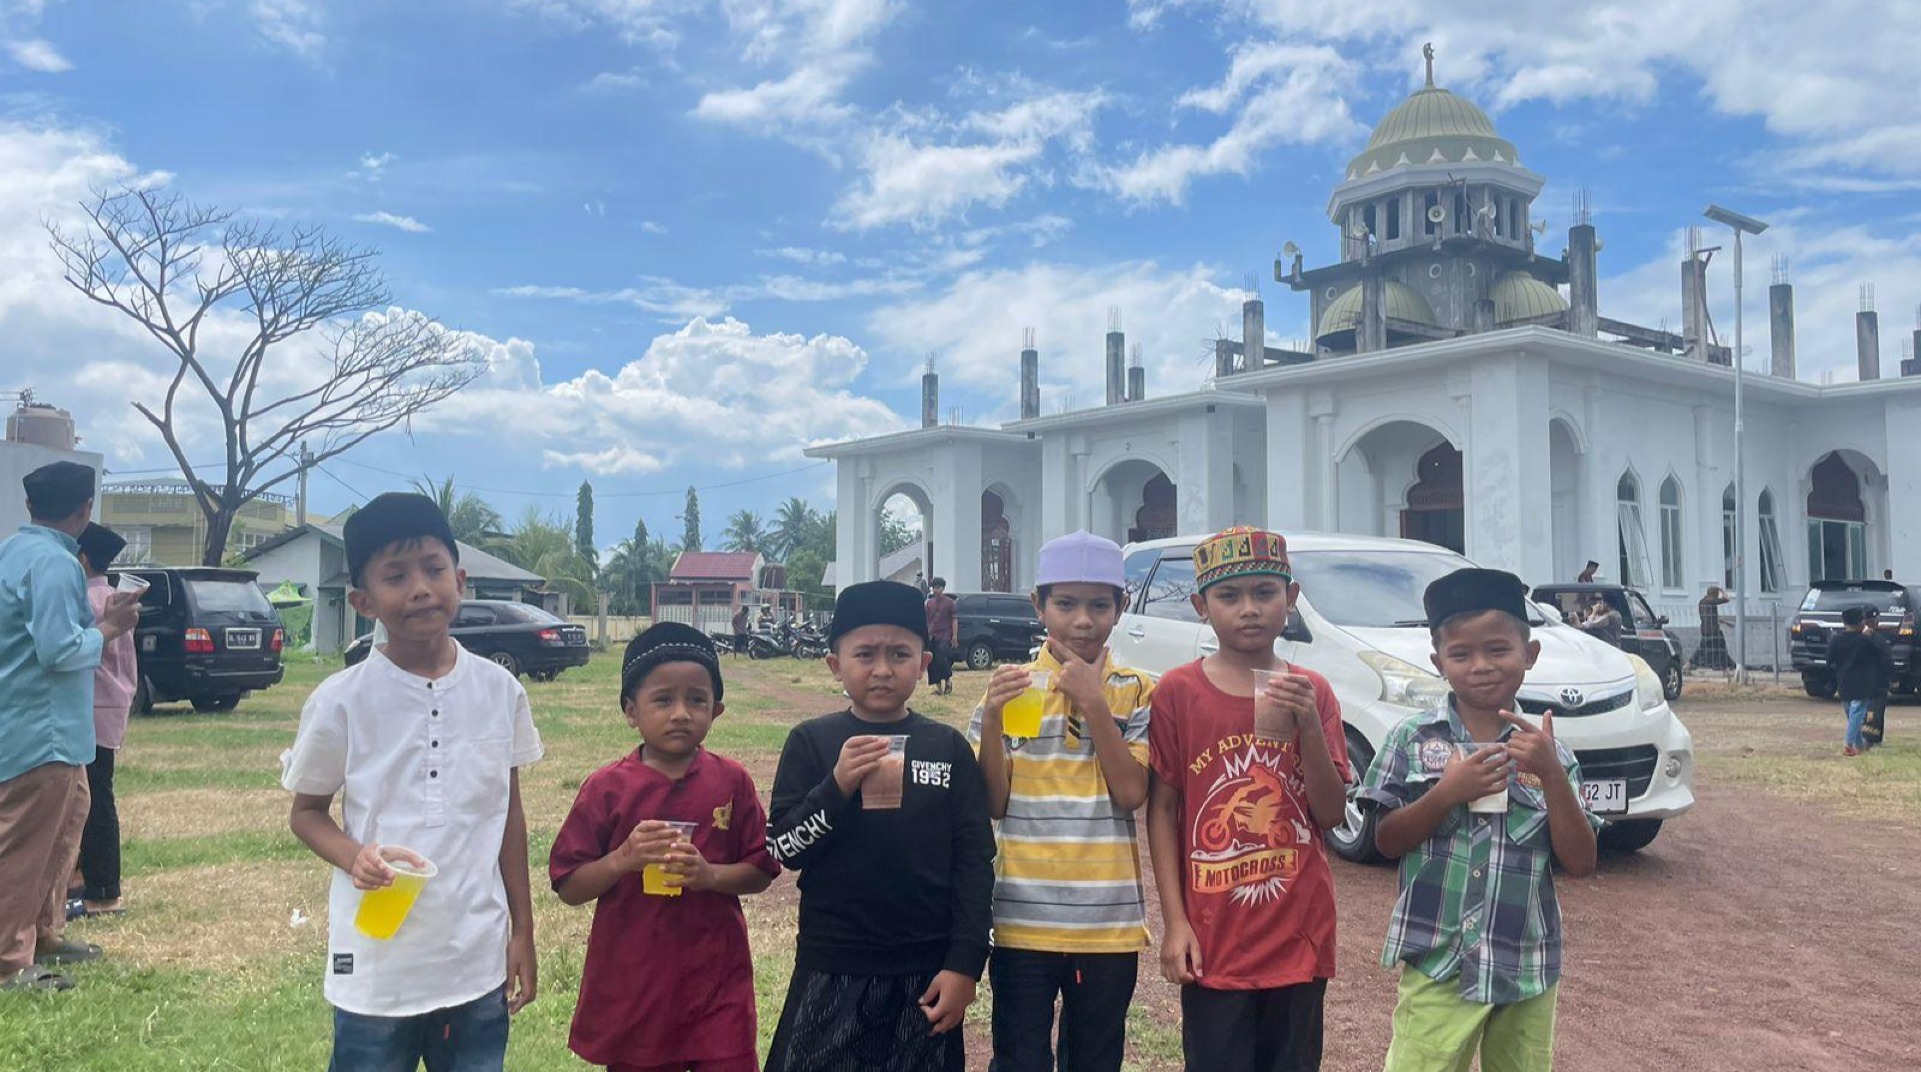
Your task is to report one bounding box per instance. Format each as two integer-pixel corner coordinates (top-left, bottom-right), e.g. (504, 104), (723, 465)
(550, 623), (779, 1071)
(1146, 527), (1349, 1072)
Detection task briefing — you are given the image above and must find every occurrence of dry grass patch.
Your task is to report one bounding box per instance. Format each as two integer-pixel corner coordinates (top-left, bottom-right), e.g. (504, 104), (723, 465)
(80, 859), (330, 972)
(124, 788), (288, 841)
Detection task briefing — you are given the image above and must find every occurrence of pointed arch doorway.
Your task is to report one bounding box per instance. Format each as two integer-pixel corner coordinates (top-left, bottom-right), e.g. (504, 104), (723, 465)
(1400, 443), (1464, 553)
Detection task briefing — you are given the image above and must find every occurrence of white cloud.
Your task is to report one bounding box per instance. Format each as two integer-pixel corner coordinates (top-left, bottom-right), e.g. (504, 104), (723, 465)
(511, 0), (693, 48)
(582, 68), (647, 92)
(759, 245), (848, 266)
(437, 315), (909, 470)
(6, 37), (70, 72)
(251, 0), (325, 62)
(357, 151), (395, 178)
(494, 280), (729, 321)
(351, 211), (431, 234)
(639, 219), (667, 234)
(691, 0), (897, 132)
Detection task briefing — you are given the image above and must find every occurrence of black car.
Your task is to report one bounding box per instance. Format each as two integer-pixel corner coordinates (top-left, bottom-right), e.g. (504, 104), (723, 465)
(1789, 580), (1916, 699)
(943, 591), (1047, 671)
(343, 600), (591, 680)
(1531, 583), (1685, 701)
(117, 567), (286, 714)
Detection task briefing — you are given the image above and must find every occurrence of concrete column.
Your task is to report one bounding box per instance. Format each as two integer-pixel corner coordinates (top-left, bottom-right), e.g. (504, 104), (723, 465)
(1858, 311), (1881, 381)
(1567, 224), (1599, 337)
(1359, 274), (1386, 353)
(1461, 356), (1552, 579)
(922, 372), (939, 428)
(1177, 408), (1235, 535)
(1769, 283), (1796, 379)
(1041, 435), (1071, 540)
(1887, 396), (1921, 581)
(932, 444), (984, 591)
(1315, 414), (1338, 531)
(1215, 338), (1235, 379)
(835, 462), (867, 589)
(1127, 366), (1145, 402)
(1105, 331), (1126, 405)
(1242, 298), (1265, 372)
(1020, 348), (1040, 418)
(1265, 392), (1312, 531)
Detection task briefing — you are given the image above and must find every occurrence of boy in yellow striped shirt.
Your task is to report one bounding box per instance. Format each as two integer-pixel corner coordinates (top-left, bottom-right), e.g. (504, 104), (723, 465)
(968, 530), (1154, 1072)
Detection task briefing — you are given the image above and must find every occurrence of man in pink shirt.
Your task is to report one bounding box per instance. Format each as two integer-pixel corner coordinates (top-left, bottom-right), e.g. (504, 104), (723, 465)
(77, 524), (137, 916)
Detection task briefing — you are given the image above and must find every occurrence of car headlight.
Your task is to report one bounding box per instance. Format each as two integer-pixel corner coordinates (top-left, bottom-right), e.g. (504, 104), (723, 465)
(1626, 654), (1664, 711)
(1359, 651), (1450, 710)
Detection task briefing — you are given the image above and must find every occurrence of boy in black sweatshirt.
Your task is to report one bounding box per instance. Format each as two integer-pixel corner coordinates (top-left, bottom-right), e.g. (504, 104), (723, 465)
(766, 580), (997, 1071)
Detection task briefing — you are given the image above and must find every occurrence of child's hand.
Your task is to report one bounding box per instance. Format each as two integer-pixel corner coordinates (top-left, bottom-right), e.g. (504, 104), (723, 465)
(612, 821), (684, 873)
(1159, 919), (1205, 984)
(504, 929), (538, 1014)
(1264, 673), (1320, 738)
(665, 839), (716, 892)
(1499, 710), (1562, 782)
(1436, 743), (1509, 807)
(918, 970), (977, 1035)
(981, 664), (1031, 722)
(832, 735), (892, 797)
(1054, 648), (1108, 717)
(348, 843), (410, 891)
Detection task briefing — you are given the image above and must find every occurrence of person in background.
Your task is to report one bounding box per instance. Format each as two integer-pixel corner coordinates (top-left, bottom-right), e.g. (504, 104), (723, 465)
(1576, 561), (1599, 584)
(75, 524), (137, 918)
(732, 602), (751, 661)
(1828, 605), (1893, 758)
(1863, 608), (1889, 749)
(925, 578), (959, 697)
(1690, 586), (1734, 672)
(0, 462), (139, 991)
(917, 572), (931, 597)
(1578, 595), (1623, 649)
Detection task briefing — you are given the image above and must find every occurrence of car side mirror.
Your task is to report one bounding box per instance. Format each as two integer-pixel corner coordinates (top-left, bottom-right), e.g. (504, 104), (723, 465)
(1282, 610), (1312, 644)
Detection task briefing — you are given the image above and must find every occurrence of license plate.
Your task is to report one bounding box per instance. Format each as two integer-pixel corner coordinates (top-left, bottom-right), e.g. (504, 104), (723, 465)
(226, 629), (261, 651)
(1582, 778), (1629, 815)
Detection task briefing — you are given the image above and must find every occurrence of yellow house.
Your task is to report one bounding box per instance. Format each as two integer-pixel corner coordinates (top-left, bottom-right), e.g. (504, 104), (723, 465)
(99, 479), (294, 566)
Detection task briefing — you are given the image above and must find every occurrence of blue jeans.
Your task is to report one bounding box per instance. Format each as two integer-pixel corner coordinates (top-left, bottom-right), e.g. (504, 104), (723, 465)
(1845, 699), (1871, 751)
(330, 985), (509, 1072)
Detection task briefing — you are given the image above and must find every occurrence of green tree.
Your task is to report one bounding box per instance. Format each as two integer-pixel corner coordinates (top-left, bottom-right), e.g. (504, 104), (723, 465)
(603, 517), (670, 616)
(409, 474), (503, 545)
(574, 481), (597, 574)
(490, 507), (596, 609)
(879, 511), (920, 557)
(769, 497), (817, 561)
(682, 486), (702, 551)
(722, 509), (769, 553)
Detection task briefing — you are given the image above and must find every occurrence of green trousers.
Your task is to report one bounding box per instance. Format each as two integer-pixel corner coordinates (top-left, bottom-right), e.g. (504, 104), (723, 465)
(1382, 968), (1558, 1072)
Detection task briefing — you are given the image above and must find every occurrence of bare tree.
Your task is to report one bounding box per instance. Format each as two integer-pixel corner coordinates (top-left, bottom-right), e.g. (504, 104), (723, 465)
(49, 186), (486, 564)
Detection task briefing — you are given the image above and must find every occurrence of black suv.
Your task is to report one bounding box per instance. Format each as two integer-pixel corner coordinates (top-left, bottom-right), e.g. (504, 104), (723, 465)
(1531, 583), (1686, 701)
(1789, 580), (1916, 699)
(117, 567), (286, 714)
(942, 592), (1046, 670)
(344, 600), (591, 680)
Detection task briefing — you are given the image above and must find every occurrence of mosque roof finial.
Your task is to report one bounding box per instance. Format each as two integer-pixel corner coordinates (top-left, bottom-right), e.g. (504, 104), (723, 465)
(1423, 42), (1436, 88)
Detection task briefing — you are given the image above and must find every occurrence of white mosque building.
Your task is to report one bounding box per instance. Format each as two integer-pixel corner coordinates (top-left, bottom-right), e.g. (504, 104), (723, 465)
(809, 57), (1921, 653)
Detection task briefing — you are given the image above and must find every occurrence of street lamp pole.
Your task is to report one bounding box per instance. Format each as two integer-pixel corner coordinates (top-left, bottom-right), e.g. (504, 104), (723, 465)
(1705, 205), (1769, 684)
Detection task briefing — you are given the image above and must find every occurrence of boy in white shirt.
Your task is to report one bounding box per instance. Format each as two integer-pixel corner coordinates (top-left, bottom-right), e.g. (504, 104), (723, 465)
(283, 493), (542, 1071)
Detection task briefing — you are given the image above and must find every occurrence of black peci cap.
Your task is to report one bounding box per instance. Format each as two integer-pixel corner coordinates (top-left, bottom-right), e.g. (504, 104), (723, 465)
(77, 523), (128, 570)
(342, 492), (459, 586)
(828, 580), (930, 647)
(1424, 567), (1531, 630)
(23, 461), (94, 519)
(621, 621), (724, 702)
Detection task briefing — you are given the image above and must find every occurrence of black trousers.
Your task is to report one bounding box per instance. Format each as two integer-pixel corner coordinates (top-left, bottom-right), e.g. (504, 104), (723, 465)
(767, 967), (964, 1072)
(989, 948), (1137, 1072)
(927, 643), (954, 687)
(78, 745), (120, 902)
(1180, 979), (1326, 1072)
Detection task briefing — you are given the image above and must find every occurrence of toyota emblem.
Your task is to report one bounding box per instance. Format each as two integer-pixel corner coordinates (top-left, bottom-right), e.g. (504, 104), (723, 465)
(1559, 687), (1585, 708)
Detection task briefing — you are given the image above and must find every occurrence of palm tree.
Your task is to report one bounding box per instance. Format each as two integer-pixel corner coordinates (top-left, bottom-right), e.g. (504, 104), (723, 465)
(770, 497), (817, 561)
(409, 474), (503, 545)
(491, 507), (596, 609)
(603, 519), (672, 616)
(722, 509), (768, 554)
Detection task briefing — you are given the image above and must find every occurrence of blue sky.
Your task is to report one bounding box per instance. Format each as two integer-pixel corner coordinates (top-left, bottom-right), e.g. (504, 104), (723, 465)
(3, 0), (1918, 553)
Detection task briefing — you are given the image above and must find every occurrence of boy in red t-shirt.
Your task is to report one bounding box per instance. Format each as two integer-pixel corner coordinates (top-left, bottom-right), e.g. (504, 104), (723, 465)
(1146, 527), (1349, 1072)
(550, 623), (779, 1072)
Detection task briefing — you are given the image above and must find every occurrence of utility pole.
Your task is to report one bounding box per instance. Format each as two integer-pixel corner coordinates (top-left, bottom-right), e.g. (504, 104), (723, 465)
(296, 442), (313, 527)
(1705, 205), (1769, 684)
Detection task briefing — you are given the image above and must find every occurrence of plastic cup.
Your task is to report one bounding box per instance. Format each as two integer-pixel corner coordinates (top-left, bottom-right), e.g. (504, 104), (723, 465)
(353, 848), (437, 940)
(1250, 669), (1289, 743)
(114, 573), (150, 597)
(641, 821), (700, 897)
(1000, 670), (1052, 739)
(862, 735), (911, 810)
(1456, 744), (1510, 814)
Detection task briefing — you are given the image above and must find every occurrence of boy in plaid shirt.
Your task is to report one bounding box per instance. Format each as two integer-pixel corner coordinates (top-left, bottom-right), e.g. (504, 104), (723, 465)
(1359, 568), (1599, 1072)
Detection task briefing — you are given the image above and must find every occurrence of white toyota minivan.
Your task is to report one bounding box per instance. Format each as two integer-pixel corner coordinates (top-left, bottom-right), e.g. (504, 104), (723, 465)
(1112, 533), (1696, 860)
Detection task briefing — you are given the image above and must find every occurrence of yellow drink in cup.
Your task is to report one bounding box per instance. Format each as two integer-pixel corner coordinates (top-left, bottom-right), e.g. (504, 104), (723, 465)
(354, 849), (436, 941)
(642, 821), (699, 897)
(1001, 670), (1052, 739)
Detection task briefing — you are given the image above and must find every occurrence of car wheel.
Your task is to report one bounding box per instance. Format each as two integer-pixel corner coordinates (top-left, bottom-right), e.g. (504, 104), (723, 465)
(489, 651), (523, 677)
(528, 669), (559, 683)
(1328, 729), (1385, 864)
(966, 642), (995, 671)
(1801, 673), (1836, 700)
(190, 694), (240, 714)
(1598, 818), (1663, 853)
(132, 676), (154, 717)
(1663, 659), (1684, 702)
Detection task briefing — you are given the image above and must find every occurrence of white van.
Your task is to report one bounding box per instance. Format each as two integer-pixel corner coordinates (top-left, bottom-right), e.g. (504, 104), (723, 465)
(1113, 533), (1695, 859)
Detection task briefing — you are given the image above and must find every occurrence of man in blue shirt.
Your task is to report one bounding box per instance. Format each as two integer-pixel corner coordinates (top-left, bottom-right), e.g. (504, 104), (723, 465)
(0, 461), (138, 991)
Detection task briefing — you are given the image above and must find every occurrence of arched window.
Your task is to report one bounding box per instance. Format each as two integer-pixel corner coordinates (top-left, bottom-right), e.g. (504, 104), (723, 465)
(1758, 489), (1785, 594)
(1807, 452), (1868, 581)
(1721, 484), (1737, 588)
(1616, 471), (1651, 588)
(1659, 477), (1684, 590)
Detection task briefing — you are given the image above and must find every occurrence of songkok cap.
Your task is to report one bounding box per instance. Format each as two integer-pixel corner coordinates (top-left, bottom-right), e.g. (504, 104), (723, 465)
(77, 523), (128, 570)
(343, 492), (459, 585)
(1423, 568), (1531, 630)
(23, 461), (94, 517)
(828, 580), (929, 647)
(1035, 530), (1124, 589)
(621, 621), (723, 702)
(1193, 526), (1291, 592)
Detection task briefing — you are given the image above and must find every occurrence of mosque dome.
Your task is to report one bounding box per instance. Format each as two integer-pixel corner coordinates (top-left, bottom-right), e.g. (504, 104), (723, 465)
(1344, 86), (1522, 180)
(1490, 271), (1568, 324)
(1318, 282), (1438, 340)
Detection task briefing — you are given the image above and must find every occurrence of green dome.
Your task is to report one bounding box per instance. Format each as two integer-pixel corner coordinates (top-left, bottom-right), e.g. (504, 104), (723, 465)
(1345, 87), (1521, 179)
(1318, 282), (1437, 339)
(1490, 272), (1567, 324)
